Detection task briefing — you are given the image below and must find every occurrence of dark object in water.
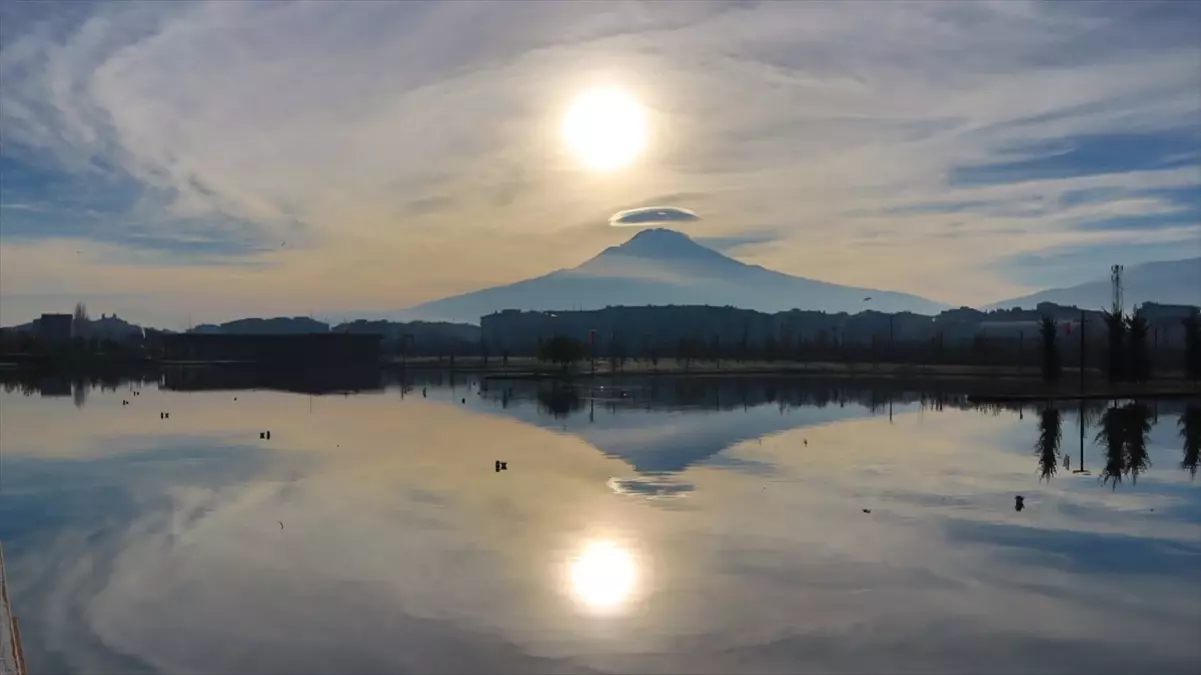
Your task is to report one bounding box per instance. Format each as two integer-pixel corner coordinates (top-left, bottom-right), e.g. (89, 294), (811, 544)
(495, 460), (508, 472)
(1015, 495), (1025, 512)
(260, 431), (272, 440)
(422, 388), (427, 397)
(462, 398), (466, 404)
(862, 509), (871, 514)
(278, 521), (284, 530)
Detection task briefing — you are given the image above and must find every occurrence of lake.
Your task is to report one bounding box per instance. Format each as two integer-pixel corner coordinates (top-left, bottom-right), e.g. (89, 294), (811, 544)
(1, 371), (1199, 674)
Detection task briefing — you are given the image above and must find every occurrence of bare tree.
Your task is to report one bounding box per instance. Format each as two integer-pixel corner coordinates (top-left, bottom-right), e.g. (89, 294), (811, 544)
(73, 301), (91, 338)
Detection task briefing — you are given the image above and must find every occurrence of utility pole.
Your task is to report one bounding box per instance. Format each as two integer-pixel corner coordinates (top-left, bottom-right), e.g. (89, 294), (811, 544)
(1079, 310), (1086, 394)
(888, 314), (895, 364)
(1111, 264), (1124, 317)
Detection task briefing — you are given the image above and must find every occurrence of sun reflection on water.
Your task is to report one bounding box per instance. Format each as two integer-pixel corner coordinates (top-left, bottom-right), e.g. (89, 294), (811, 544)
(568, 540), (638, 612)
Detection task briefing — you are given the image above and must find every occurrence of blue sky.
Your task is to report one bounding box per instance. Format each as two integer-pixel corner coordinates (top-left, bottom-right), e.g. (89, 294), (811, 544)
(1, 0), (1199, 327)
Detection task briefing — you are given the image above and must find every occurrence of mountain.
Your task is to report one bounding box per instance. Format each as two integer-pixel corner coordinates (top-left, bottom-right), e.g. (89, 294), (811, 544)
(987, 257), (1201, 311)
(402, 228), (948, 323)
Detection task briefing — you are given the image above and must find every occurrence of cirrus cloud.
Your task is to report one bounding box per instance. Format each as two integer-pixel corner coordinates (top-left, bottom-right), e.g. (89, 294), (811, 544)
(0, 1), (1198, 327)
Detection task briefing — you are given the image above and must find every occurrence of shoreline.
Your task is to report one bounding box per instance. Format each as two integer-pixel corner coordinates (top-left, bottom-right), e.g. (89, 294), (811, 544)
(2, 358), (1198, 400)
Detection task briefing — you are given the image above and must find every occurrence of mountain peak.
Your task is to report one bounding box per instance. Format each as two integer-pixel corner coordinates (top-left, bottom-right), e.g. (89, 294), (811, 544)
(625, 227), (694, 244)
(604, 228), (716, 261)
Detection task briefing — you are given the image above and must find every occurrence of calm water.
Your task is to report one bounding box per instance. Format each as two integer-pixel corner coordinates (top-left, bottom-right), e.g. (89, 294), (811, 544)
(1, 372), (1199, 674)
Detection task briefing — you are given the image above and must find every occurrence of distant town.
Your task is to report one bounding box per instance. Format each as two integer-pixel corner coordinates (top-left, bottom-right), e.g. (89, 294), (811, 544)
(1, 300), (1199, 382)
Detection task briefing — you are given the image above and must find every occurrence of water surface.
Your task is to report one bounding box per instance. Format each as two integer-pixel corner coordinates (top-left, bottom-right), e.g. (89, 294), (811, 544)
(1, 372), (1199, 674)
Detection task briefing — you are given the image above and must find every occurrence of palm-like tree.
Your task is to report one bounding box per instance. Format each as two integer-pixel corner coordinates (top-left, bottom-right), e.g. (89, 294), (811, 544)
(1038, 315), (1061, 383)
(1124, 313), (1151, 381)
(1101, 310), (1127, 382)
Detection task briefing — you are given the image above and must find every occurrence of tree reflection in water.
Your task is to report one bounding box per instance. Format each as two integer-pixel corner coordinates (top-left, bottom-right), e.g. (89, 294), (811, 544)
(1180, 406), (1200, 479)
(1035, 407), (1062, 482)
(1096, 402), (1153, 489)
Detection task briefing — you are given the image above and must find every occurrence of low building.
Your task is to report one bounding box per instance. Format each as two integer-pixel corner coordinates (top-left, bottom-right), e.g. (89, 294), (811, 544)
(161, 333), (383, 366)
(36, 314), (73, 344)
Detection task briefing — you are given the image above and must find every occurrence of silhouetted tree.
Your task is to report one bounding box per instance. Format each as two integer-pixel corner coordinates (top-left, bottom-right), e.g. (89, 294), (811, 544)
(676, 337), (701, 369)
(739, 320), (750, 363)
(1180, 406), (1200, 479)
(1125, 313), (1151, 382)
(73, 302), (90, 337)
(1038, 315), (1061, 383)
(1035, 407), (1062, 481)
(708, 334), (721, 368)
(1183, 314), (1201, 381)
(763, 335), (779, 362)
(1101, 310), (1126, 382)
(537, 335), (585, 373)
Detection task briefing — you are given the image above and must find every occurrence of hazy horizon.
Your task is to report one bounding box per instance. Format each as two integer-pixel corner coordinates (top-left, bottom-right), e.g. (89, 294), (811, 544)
(2, 1), (1199, 328)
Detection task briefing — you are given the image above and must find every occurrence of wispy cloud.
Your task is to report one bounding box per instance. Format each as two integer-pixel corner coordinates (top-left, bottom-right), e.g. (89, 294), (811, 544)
(0, 0), (1198, 325)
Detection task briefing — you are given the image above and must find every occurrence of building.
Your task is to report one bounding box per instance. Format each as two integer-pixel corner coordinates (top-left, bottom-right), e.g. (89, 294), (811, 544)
(36, 314), (73, 344)
(161, 333), (383, 366)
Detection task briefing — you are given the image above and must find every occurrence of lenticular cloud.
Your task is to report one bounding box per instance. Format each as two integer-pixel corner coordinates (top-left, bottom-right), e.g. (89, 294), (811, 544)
(608, 206), (700, 227)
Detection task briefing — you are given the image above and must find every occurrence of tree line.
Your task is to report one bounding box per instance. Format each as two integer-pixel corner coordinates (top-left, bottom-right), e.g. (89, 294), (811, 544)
(1038, 312), (1201, 383)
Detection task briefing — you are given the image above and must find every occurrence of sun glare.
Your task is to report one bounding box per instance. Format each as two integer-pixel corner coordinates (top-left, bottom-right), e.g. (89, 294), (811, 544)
(561, 88), (648, 172)
(569, 541), (637, 610)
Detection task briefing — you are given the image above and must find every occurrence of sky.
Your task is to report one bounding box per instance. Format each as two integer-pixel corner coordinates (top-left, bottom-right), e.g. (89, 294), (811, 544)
(1, 0), (1199, 329)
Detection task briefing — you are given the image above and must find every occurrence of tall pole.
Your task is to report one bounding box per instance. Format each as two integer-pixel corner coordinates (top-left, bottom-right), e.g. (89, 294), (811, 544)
(1079, 310), (1086, 394)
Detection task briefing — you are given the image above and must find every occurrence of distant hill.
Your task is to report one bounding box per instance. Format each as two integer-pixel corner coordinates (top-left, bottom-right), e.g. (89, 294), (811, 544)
(401, 228), (948, 323)
(987, 258), (1201, 311)
(191, 317), (331, 334)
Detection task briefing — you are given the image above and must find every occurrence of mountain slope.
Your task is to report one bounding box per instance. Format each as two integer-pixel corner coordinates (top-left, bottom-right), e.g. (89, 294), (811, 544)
(402, 229), (948, 323)
(987, 257), (1201, 311)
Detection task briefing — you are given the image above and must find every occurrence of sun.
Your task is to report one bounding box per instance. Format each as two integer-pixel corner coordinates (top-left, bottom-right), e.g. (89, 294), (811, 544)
(569, 541), (638, 610)
(561, 88), (648, 172)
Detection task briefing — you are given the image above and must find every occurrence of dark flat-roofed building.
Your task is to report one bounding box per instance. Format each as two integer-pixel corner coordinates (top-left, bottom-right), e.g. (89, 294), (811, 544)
(36, 314), (74, 345)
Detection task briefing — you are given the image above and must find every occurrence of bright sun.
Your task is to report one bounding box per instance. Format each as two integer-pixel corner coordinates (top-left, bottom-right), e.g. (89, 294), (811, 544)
(561, 88), (648, 172)
(569, 541), (637, 610)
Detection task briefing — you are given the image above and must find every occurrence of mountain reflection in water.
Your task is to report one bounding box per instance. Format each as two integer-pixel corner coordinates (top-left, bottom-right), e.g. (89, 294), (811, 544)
(1, 368), (1198, 675)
